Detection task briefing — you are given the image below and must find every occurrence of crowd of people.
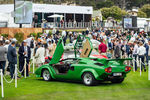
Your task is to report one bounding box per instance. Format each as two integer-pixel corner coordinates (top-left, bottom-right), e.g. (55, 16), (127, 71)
(94, 29), (149, 72)
(0, 28), (149, 79)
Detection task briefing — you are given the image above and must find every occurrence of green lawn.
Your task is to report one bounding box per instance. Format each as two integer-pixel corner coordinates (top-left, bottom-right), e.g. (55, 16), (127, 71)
(1, 69), (150, 100)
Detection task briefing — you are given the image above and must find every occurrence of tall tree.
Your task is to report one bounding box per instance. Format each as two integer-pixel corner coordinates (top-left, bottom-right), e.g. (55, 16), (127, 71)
(140, 4), (150, 18)
(96, 0), (114, 9)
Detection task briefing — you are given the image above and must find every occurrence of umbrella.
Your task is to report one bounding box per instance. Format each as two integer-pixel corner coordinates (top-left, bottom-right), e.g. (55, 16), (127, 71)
(48, 14), (64, 18)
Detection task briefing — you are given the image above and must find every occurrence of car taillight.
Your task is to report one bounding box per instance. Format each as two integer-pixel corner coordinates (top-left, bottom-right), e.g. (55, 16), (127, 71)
(105, 67), (112, 73)
(125, 66), (131, 72)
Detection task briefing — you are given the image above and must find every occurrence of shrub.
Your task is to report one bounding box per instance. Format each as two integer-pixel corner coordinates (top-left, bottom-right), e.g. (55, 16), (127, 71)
(14, 33), (24, 44)
(30, 33), (37, 37)
(138, 10), (147, 18)
(1, 33), (8, 38)
(37, 32), (43, 39)
(48, 31), (52, 36)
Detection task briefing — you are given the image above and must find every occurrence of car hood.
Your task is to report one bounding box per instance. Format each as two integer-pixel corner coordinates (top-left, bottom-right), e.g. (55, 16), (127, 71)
(49, 38), (64, 64)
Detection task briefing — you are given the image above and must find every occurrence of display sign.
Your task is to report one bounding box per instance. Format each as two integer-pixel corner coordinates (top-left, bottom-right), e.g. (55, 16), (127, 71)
(124, 18), (132, 28)
(14, 0), (32, 24)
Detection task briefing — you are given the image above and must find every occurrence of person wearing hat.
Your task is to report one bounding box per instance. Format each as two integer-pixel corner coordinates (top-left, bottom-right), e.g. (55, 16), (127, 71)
(18, 40), (31, 77)
(4, 40), (10, 74)
(7, 41), (17, 79)
(35, 42), (45, 67)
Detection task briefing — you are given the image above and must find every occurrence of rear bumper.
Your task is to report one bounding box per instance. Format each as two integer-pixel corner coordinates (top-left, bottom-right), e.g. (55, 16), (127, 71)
(98, 72), (126, 81)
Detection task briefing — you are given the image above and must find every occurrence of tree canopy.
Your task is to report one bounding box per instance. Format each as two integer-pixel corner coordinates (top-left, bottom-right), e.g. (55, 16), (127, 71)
(101, 6), (127, 21)
(137, 10), (147, 18)
(139, 4), (150, 18)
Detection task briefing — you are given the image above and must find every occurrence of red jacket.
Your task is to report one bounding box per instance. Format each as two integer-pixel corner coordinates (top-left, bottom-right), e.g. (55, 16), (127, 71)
(98, 42), (107, 53)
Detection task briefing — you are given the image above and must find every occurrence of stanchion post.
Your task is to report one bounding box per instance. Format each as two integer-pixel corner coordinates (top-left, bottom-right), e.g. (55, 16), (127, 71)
(33, 57), (35, 74)
(140, 58), (142, 76)
(137, 56), (139, 67)
(15, 64), (17, 88)
(132, 55), (135, 72)
(148, 60), (150, 80)
(0, 69), (4, 98)
(24, 58), (26, 78)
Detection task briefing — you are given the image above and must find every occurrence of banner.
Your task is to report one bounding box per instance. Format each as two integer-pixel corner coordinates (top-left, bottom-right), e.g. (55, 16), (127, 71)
(14, 0), (33, 24)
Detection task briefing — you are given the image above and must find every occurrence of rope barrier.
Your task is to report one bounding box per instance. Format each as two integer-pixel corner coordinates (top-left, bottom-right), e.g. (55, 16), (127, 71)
(2, 65), (17, 84)
(3, 74), (15, 84)
(132, 58), (146, 66)
(30, 56), (35, 73)
(0, 65), (18, 98)
(17, 67), (24, 73)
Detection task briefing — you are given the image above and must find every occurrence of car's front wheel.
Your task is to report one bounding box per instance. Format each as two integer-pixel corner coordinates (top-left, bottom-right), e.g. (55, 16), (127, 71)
(42, 69), (51, 81)
(111, 78), (124, 83)
(82, 72), (97, 86)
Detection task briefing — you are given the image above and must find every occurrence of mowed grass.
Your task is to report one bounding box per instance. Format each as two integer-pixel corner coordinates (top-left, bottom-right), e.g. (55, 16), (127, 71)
(1, 69), (150, 100)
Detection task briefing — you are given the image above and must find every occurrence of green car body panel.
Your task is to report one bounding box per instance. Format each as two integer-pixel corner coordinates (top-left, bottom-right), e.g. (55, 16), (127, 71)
(35, 37), (132, 83)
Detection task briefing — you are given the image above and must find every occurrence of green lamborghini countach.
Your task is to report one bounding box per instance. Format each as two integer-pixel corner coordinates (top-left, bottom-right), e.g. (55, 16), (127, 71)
(35, 37), (132, 86)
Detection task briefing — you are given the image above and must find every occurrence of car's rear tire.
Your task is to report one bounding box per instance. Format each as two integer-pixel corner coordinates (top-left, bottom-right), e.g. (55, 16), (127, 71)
(42, 69), (51, 81)
(111, 78), (124, 83)
(82, 72), (97, 86)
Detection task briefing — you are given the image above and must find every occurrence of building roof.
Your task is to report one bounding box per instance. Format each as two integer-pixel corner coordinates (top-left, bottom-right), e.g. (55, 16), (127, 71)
(0, 4), (93, 14)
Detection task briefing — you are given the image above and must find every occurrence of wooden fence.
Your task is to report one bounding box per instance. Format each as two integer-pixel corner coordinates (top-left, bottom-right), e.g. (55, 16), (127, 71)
(0, 28), (43, 39)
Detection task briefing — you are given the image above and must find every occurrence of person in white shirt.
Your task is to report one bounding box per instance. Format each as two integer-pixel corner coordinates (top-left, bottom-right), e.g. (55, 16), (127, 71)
(48, 40), (53, 56)
(0, 36), (3, 41)
(52, 28), (56, 35)
(132, 41), (138, 71)
(4, 40), (10, 74)
(88, 32), (92, 39)
(35, 43), (45, 67)
(26, 36), (32, 47)
(137, 42), (146, 72)
(62, 30), (66, 46)
(62, 30), (66, 37)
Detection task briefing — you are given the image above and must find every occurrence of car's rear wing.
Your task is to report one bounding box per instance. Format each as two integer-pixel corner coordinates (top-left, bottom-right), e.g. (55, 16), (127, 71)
(93, 58), (133, 65)
(105, 58), (133, 65)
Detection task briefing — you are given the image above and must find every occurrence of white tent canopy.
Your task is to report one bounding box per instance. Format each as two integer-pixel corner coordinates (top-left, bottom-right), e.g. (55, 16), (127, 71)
(48, 14), (64, 18)
(0, 13), (8, 22)
(0, 4), (93, 14)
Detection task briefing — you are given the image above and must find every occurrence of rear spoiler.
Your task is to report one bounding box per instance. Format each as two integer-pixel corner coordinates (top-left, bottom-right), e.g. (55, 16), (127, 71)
(105, 58), (133, 65)
(92, 58), (133, 65)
